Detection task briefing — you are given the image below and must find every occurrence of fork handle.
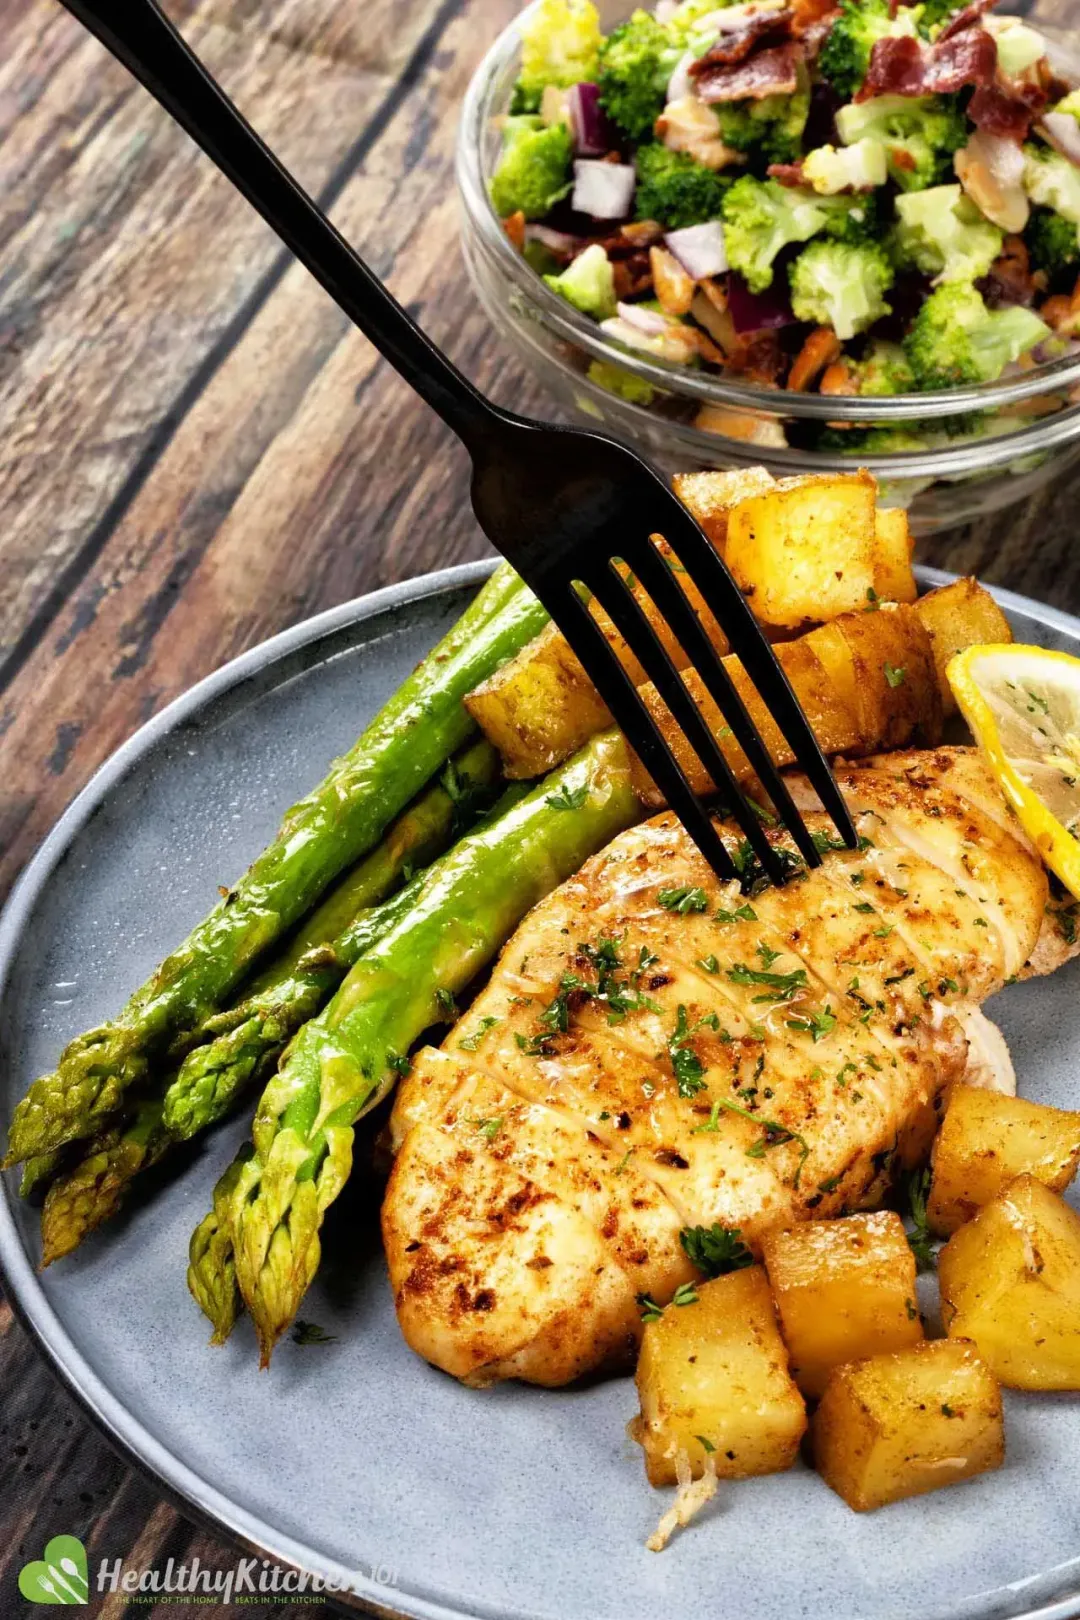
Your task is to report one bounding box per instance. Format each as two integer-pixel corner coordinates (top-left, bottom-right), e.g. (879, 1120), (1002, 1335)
(61, 0), (499, 455)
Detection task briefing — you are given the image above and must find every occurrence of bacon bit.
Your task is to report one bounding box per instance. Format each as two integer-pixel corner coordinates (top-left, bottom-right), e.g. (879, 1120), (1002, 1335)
(650, 245), (696, 316)
(613, 251), (655, 301)
(982, 235), (1040, 309)
(503, 210), (526, 252)
(689, 5), (794, 70)
(695, 41), (803, 102)
(968, 79), (1047, 143)
(729, 329), (785, 386)
(767, 160), (807, 186)
(858, 28), (996, 101)
(938, 0), (996, 42)
(797, 9), (840, 57)
(788, 326), (843, 392)
(819, 359), (859, 395)
(890, 145), (918, 171)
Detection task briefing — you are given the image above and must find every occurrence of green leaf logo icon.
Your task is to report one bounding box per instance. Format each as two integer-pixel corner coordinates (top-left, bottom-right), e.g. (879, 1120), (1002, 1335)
(18, 1535), (89, 1604)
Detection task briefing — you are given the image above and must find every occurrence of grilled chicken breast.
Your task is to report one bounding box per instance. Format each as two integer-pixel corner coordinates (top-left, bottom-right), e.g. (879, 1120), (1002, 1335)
(382, 749), (1079, 1388)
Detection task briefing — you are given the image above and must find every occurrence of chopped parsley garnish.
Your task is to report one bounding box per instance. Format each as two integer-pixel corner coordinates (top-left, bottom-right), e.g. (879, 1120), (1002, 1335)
(672, 1281), (699, 1307)
(817, 1173), (843, 1194)
(726, 962), (808, 1002)
(717, 902), (757, 924)
(458, 1016), (499, 1052)
(732, 839), (805, 897)
(903, 1166), (936, 1272)
(680, 1222), (753, 1277)
(668, 1004), (714, 1097)
(659, 885), (709, 914)
(712, 1096), (811, 1186)
(854, 902), (875, 914)
(435, 987), (458, 1020)
(697, 954), (720, 974)
(786, 1005), (837, 1043)
(292, 1321), (337, 1346)
(469, 1114), (504, 1141)
(695, 1435), (716, 1453)
(387, 1050), (412, 1076)
(637, 1293), (664, 1324)
(534, 936), (660, 1040)
(884, 662), (906, 688)
(865, 587), (880, 611)
(546, 784), (589, 811)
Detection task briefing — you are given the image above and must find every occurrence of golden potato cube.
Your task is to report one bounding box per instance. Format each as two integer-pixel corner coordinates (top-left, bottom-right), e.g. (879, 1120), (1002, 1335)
(805, 601), (941, 755)
(633, 1266), (806, 1486)
(929, 1085), (1080, 1236)
(913, 578), (1012, 716)
(673, 466), (776, 551)
(724, 472), (878, 629)
(939, 1174), (1080, 1389)
(761, 1213), (924, 1398)
(813, 1339), (1004, 1512)
(873, 507), (917, 604)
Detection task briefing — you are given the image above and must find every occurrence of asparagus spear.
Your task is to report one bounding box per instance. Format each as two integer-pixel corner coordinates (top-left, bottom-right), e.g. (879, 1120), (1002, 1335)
(229, 730), (640, 1365)
(36, 757), (512, 1261)
(4, 565), (545, 1167)
(39, 1101), (167, 1267)
(162, 739), (501, 1137)
(188, 1149), (252, 1344)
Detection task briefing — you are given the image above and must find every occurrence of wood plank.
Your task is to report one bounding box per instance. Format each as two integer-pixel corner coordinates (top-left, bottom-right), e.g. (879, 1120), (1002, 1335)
(0, 0), (454, 670)
(0, 0), (552, 901)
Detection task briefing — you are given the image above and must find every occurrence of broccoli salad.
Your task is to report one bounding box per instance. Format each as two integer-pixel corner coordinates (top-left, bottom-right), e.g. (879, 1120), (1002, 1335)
(488, 0), (1080, 452)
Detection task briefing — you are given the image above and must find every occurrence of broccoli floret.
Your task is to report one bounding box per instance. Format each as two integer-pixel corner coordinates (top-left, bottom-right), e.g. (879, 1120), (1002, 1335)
(490, 119), (573, 220)
(543, 243), (617, 319)
(816, 189), (887, 243)
(818, 0), (915, 100)
(801, 139), (888, 194)
(788, 239), (893, 340)
(1023, 142), (1080, 228)
(903, 282), (1051, 389)
(721, 176), (829, 293)
(664, 0), (738, 43)
(586, 359), (657, 404)
(715, 86), (811, 166)
(597, 11), (682, 142)
(836, 94), (966, 191)
(1025, 206), (1080, 279)
(634, 142), (729, 228)
(892, 184), (1003, 284)
(855, 340), (915, 395)
(916, 0), (968, 28)
(512, 0), (602, 113)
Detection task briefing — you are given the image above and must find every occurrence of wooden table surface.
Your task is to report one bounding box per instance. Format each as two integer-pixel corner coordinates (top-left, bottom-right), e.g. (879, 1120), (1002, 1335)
(1, 0), (1079, 1613)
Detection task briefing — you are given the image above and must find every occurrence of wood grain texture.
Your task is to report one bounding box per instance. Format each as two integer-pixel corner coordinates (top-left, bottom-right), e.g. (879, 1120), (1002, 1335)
(0, 0), (1079, 1609)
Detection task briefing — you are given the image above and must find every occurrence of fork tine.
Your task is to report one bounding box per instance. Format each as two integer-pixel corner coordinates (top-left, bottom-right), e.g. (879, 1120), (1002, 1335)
(624, 540), (824, 873)
(587, 566), (789, 888)
(659, 501), (860, 852)
(553, 586), (740, 883)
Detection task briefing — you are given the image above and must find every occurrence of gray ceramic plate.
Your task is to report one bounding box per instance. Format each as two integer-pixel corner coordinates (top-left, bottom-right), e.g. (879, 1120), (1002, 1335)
(3, 560), (1080, 1620)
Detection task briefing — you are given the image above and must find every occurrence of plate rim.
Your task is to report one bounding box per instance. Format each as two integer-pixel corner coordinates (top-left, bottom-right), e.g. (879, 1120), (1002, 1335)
(3, 558), (1080, 1620)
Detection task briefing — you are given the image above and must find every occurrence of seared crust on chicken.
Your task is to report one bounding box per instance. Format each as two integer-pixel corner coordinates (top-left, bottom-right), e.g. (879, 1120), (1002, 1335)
(382, 750), (1076, 1388)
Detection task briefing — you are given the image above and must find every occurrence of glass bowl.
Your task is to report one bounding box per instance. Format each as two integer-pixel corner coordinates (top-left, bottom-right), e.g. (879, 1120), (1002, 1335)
(456, 0), (1080, 534)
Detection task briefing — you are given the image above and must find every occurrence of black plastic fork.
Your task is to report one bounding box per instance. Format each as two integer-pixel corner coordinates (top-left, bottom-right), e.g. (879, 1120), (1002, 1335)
(58, 0), (859, 886)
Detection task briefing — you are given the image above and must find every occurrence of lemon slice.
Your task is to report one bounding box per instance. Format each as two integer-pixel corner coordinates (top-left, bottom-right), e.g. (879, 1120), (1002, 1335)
(948, 643), (1080, 900)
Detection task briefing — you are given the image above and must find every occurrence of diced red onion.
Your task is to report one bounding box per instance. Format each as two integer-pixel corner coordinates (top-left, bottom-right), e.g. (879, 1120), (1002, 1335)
(1039, 112), (1080, 168)
(566, 82), (613, 157)
(726, 272), (795, 333)
(616, 300), (674, 335)
(666, 50), (697, 106)
(524, 223), (582, 255)
(571, 159), (636, 219)
(664, 220), (728, 279)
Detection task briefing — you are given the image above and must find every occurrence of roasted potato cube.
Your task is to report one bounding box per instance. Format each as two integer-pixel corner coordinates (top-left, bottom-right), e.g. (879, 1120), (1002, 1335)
(723, 472), (878, 629)
(464, 621), (611, 779)
(813, 1339), (1004, 1512)
(630, 601), (939, 806)
(913, 577), (1012, 716)
(939, 1174), (1080, 1388)
(632, 1266), (806, 1486)
(873, 507), (917, 604)
(761, 1213), (924, 1398)
(673, 466), (776, 551)
(929, 1085), (1080, 1236)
